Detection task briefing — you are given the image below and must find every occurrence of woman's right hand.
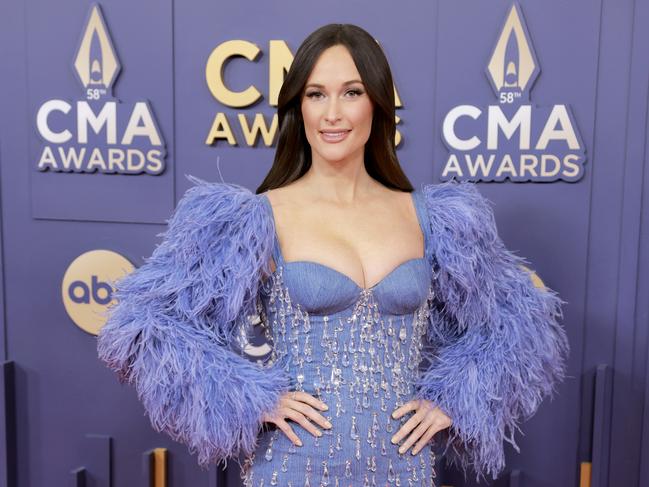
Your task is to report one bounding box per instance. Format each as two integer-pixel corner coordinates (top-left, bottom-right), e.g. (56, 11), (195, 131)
(261, 391), (332, 446)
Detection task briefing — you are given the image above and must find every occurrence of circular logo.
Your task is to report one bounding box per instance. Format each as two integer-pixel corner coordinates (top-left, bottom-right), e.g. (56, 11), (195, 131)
(62, 249), (134, 335)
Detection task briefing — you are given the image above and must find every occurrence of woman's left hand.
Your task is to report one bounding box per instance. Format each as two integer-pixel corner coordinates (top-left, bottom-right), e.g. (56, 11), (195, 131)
(390, 399), (452, 455)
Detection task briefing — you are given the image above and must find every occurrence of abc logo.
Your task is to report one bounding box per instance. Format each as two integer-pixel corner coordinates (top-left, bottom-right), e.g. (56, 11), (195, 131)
(62, 250), (133, 335)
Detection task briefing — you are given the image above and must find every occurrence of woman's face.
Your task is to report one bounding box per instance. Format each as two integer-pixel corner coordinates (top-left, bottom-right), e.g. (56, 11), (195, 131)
(301, 44), (373, 166)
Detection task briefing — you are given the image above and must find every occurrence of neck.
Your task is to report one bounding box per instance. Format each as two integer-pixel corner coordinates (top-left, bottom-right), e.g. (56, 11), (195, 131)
(302, 152), (376, 205)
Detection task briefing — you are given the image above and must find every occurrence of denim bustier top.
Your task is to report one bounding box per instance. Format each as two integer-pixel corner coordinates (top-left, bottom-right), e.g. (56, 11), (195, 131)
(259, 189), (432, 316)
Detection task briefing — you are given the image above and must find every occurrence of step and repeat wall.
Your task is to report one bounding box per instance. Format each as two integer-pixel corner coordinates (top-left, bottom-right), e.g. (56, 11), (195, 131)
(1, 0), (648, 486)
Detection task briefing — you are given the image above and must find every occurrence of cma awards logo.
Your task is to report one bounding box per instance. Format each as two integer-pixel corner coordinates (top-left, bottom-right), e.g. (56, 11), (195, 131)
(441, 2), (586, 182)
(204, 40), (404, 148)
(35, 3), (166, 175)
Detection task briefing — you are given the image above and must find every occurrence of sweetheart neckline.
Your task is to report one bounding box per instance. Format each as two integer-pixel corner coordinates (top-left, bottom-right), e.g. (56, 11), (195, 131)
(259, 190), (430, 291)
(281, 256), (428, 292)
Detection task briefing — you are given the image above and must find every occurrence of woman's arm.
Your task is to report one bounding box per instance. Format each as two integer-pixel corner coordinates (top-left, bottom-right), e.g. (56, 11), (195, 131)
(97, 176), (292, 468)
(414, 182), (569, 482)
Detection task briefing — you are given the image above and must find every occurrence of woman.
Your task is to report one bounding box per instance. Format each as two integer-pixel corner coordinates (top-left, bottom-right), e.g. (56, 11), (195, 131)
(97, 24), (569, 487)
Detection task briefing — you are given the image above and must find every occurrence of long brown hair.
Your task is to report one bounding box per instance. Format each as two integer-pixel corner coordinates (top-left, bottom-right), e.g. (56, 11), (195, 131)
(256, 23), (413, 194)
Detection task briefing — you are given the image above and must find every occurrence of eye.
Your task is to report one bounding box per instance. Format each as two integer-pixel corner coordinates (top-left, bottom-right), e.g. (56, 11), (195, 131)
(305, 89), (364, 100)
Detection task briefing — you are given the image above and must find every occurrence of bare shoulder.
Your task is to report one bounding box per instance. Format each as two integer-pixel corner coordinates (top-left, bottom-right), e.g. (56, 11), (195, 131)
(261, 183), (309, 236)
(263, 184), (295, 209)
(372, 185), (417, 219)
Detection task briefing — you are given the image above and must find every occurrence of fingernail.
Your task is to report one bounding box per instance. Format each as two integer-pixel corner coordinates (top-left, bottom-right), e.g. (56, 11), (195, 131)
(296, 440), (302, 446)
(399, 447), (405, 454)
(391, 437), (397, 444)
(322, 403), (329, 410)
(325, 421), (332, 428)
(316, 430), (322, 437)
(391, 412), (397, 419)
(411, 449), (417, 455)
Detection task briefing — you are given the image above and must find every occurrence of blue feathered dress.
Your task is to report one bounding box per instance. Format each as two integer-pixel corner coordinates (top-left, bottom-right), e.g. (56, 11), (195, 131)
(96, 175), (569, 486)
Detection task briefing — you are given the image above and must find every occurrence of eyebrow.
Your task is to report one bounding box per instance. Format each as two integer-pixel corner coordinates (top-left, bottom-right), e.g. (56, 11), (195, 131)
(304, 80), (364, 89)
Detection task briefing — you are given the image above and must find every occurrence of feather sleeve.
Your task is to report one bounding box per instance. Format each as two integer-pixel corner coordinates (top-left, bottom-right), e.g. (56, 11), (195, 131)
(413, 181), (569, 482)
(96, 175), (291, 469)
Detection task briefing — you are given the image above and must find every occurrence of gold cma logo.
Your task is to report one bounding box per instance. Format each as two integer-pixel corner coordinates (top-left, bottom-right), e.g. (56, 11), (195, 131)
(72, 3), (120, 96)
(203, 40), (404, 148)
(485, 2), (540, 104)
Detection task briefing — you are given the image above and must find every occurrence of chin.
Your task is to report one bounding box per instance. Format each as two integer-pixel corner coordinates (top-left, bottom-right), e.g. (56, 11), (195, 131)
(317, 149), (358, 164)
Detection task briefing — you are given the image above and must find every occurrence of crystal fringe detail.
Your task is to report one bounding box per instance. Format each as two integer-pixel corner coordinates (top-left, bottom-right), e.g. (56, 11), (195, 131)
(242, 265), (439, 486)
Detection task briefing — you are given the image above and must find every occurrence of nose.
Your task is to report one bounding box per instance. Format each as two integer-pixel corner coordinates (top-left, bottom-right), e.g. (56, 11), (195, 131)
(324, 96), (341, 124)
